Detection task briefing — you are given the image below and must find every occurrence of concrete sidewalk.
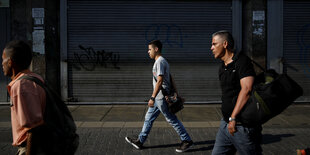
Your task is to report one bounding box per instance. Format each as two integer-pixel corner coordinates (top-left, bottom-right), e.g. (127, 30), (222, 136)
(1, 104), (309, 128)
(0, 104), (310, 154)
(69, 104), (310, 128)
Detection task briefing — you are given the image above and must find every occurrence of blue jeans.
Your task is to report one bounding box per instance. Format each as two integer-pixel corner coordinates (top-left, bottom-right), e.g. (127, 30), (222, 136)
(212, 119), (262, 155)
(138, 99), (191, 143)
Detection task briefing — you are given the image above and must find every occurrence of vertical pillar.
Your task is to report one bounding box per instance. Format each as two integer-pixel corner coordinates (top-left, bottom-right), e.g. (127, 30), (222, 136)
(232, 0), (242, 52)
(45, 0), (60, 93)
(267, 0), (283, 73)
(242, 0), (267, 73)
(60, 0), (68, 100)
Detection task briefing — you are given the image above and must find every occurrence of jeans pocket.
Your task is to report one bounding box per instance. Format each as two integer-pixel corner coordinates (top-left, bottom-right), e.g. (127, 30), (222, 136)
(235, 125), (252, 135)
(241, 126), (253, 134)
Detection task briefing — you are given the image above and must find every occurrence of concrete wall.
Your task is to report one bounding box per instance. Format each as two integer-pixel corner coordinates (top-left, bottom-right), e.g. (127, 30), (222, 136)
(10, 0), (60, 93)
(10, 0), (45, 78)
(0, 5), (10, 102)
(242, 0), (267, 74)
(44, 0), (60, 93)
(9, 0), (269, 101)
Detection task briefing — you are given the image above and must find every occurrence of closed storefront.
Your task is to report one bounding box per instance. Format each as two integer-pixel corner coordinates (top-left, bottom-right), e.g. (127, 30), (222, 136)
(62, 0), (237, 103)
(283, 0), (310, 101)
(0, 5), (10, 102)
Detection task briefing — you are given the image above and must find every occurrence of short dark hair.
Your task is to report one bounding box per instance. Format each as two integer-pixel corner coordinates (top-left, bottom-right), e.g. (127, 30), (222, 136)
(4, 40), (32, 70)
(212, 30), (235, 51)
(148, 40), (162, 53)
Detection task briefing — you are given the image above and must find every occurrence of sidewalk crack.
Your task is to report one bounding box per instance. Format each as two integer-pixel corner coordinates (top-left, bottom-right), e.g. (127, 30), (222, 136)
(99, 106), (113, 121)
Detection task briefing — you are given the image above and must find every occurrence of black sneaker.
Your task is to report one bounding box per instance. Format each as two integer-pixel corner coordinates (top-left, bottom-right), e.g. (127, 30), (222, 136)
(125, 137), (143, 149)
(175, 140), (194, 153)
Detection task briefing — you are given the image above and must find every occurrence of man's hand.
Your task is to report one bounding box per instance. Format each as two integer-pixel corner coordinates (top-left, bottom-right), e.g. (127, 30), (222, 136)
(229, 76), (254, 136)
(148, 99), (155, 107)
(228, 121), (236, 136)
(149, 75), (163, 107)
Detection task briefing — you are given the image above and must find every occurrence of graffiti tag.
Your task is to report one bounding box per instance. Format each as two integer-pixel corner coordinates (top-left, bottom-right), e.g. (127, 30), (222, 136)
(73, 45), (120, 71)
(145, 24), (184, 48)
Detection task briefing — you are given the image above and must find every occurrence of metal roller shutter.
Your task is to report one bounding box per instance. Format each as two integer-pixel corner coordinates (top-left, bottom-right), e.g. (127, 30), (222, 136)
(284, 1), (310, 102)
(67, 0), (232, 103)
(0, 8), (10, 102)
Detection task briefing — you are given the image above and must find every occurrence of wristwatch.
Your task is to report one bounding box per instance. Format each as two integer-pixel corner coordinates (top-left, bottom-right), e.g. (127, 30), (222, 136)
(150, 97), (155, 101)
(229, 117), (236, 122)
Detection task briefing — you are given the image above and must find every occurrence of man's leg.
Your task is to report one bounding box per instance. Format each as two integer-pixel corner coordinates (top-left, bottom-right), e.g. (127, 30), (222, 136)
(16, 146), (27, 155)
(156, 99), (191, 142)
(138, 103), (161, 143)
(156, 99), (194, 152)
(212, 120), (236, 155)
(231, 125), (262, 155)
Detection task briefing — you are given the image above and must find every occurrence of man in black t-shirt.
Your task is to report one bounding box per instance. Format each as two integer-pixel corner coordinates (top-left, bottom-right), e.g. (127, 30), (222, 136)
(210, 30), (262, 155)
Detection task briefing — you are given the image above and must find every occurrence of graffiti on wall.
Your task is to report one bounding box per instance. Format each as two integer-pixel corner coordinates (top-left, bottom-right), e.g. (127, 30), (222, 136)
(297, 24), (310, 78)
(145, 24), (184, 48)
(73, 45), (120, 71)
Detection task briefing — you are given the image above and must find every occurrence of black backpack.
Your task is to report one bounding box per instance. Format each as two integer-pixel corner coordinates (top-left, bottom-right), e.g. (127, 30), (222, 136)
(238, 62), (303, 126)
(18, 75), (79, 155)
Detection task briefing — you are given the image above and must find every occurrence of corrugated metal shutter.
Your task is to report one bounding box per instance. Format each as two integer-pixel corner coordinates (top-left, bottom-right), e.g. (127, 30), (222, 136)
(283, 1), (310, 101)
(0, 8), (10, 102)
(67, 0), (232, 103)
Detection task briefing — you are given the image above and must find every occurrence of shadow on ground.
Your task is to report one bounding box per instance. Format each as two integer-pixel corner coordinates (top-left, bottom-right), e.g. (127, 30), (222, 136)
(144, 140), (215, 152)
(262, 134), (295, 144)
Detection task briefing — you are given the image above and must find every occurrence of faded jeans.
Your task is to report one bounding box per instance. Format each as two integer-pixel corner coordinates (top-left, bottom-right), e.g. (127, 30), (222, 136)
(138, 99), (191, 143)
(16, 146), (26, 155)
(212, 119), (262, 155)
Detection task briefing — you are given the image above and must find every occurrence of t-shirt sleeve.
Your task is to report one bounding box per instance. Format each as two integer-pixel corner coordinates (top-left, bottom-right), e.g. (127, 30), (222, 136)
(237, 56), (256, 79)
(13, 83), (45, 128)
(156, 60), (166, 77)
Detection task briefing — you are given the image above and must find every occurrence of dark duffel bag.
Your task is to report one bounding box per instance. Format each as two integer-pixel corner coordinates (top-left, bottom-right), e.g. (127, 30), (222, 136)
(239, 69), (303, 126)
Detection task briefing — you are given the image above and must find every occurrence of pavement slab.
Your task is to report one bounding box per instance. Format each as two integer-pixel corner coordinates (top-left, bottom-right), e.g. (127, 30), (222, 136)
(2, 127), (309, 155)
(0, 104), (310, 154)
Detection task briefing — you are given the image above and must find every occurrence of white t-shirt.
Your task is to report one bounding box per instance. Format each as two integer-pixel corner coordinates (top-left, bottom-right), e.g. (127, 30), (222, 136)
(152, 56), (171, 99)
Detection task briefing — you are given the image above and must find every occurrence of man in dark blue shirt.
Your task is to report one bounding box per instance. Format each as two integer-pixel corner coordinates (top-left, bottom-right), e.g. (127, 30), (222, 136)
(210, 30), (262, 155)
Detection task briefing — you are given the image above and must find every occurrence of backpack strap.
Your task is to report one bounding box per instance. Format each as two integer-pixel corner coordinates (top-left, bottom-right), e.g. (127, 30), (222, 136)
(18, 75), (46, 90)
(251, 59), (265, 72)
(153, 73), (175, 96)
(233, 51), (266, 72)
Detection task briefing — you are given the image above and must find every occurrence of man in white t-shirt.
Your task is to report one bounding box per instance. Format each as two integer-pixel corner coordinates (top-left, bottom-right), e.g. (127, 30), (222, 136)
(125, 40), (193, 153)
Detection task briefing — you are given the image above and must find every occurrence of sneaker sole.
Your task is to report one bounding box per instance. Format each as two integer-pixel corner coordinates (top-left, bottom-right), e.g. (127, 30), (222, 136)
(125, 137), (141, 150)
(175, 144), (194, 153)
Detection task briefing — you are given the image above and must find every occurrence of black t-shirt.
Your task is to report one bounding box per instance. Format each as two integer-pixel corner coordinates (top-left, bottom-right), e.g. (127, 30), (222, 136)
(218, 52), (255, 122)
